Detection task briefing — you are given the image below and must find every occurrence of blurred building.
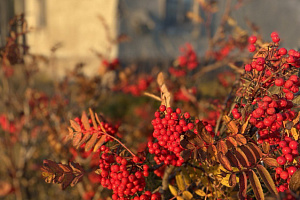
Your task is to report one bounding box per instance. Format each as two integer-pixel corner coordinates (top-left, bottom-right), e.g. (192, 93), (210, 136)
(1, 0), (300, 76)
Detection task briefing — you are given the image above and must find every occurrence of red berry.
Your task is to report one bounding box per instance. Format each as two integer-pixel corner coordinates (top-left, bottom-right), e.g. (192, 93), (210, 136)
(289, 141), (298, 150)
(278, 48), (287, 55)
(184, 112), (190, 119)
(275, 78), (284, 86)
(248, 35), (257, 44)
(282, 147), (292, 155)
(285, 153), (293, 162)
(280, 171), (289, 180)
(159, 105), (166, 112)
(288, 166), (297, 176)
(248, 44), (256, 52)
(277, 156), (287, 165)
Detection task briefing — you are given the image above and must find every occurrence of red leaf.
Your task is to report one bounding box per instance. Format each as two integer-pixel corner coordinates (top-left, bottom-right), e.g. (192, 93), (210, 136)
(239, 172), (247, 199)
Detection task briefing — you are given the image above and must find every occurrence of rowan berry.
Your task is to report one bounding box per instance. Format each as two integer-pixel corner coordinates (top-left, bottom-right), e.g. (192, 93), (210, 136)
(289, 141), (298, 150)
(248, 44), (256, 52)
(280, 171), (289, 180)
(248, 35), (257, 44)
(277, 156), (287, 165)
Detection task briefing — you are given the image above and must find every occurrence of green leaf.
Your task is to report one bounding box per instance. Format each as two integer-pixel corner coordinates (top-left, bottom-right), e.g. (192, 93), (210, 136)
(181, 168), (191, 186)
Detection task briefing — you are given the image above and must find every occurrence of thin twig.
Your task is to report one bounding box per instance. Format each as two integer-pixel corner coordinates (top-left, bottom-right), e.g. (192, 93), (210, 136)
(143, 92), (161, 101)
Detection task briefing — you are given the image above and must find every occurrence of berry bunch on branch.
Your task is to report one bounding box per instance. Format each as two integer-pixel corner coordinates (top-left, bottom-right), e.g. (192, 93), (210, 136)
(42, 33), (300, 200)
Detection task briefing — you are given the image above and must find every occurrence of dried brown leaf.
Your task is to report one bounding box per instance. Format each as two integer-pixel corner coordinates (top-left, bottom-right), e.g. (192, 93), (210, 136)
(289, 169), (300, 196)
(240, 145), (257, 166)
(235, 134), (247, 146)
(226, 150), (242, 169)
(157, 72), (173, 107)
(247, 142), (263, 160)
(226, 137), (237, 149)
(229, 173), (237, 187)
(197, 122), (213, 144)
(217, 140), (228, 154)
(235, 148), (250, 167)
(248, 169), (264, 200)
(262, 157), (279, 168)
(256, 165), (278, 197)
(223, 115), (238, 135)
(262, 141), (270, 154)
(217, 152), (232, 172)
(239, 172), (247, 199)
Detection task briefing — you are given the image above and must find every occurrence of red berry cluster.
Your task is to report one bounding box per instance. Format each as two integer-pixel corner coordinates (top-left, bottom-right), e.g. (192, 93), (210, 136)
(169, 43), (198, 77)
(246, 95), (296, 144)
(121, 76), (153, 96)
(148, 105), (197, 166)
(275, 137), (299, 192)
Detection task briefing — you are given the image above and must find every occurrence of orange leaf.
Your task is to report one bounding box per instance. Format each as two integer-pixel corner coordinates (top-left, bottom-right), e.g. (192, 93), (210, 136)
(235, 134), (247, 146)
(223, 115), (238, 135)
(81, 111), (90, 130)
(85, 132), (99, 151)
(217, 152), (232, 172)
(256, 165), (278, 197)
(70, 120), (81, 132)
(217, 140), (228, 154)
(93, 135), (107, 152)
(262, 157), (279, 168)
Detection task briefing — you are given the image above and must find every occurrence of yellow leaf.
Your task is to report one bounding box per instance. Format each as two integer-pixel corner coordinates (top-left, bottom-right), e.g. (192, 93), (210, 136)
(169, 184), (178, 196)
(221, 173), (239, 187)
(291, 128), (299, 141)
(176, 172), (185, 191)
(195, 189), (206, 196)
(176, 196), (184, 200)
(182, 191), (193, 200)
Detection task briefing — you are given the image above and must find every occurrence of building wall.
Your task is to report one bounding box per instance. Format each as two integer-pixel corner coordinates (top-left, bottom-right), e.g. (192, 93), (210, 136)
(25, 0), (118, 77)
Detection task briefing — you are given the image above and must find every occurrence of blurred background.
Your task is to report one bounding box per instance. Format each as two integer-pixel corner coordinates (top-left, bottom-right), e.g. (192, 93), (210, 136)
(1, 1), (300, 200)
(1, 0), (300, 76)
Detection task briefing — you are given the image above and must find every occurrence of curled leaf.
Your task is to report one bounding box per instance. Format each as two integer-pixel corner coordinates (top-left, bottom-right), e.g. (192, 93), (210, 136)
(217, 152), (232, 172)
(239, 172), (247, 199)
(217, 140), (228, 154)
(262, 157), (279, 168)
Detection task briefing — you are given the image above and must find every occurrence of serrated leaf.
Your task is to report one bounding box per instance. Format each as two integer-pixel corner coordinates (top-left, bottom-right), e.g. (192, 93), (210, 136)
(235, 134), (247, 146)
(176, 172), (185, 191)
(223, 115), (238, 135)
(217, 140), (228, 154)
(70, 120), (81, 132)
(239, 172), (247, 199)
(169, 184), (178, 196)
(93, 135), (107, 152)
(256, 165), (278, 197)
(81, 111), (90, 130)
(217, 152), (232, 172)
(262, 141), (270, 154)
(76, 133), (92, 148)
(195, 189), (206, 196)
(85, 132), (99, 151)
(73, 132), (82, 147)
(262, 157), (279, 168)
(182, 191), (193, 200)
(289, 169), (300, 196)
(247, 142), (263, 160)
(89, 108), (98, 130)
